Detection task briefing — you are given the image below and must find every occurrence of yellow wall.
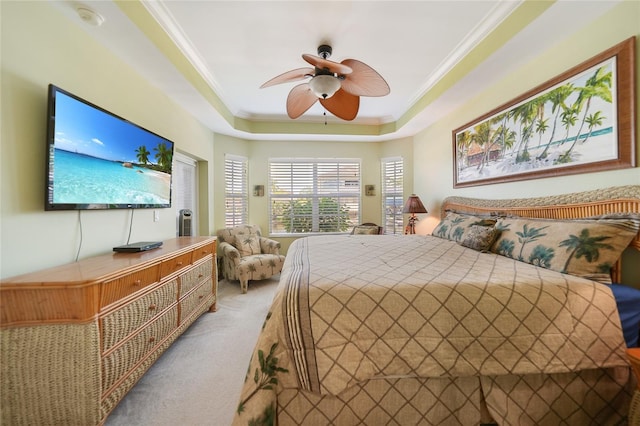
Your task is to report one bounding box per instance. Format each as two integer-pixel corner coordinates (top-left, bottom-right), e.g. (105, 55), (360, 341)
(1, 0), (638, 283)
(0, 2), (214, 278)
(413, 0), (640, 235)
(213, 137), (414, 253)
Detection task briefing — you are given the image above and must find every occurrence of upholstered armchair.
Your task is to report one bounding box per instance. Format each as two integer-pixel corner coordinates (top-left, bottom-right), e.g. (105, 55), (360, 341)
(216, 225), (285, 293)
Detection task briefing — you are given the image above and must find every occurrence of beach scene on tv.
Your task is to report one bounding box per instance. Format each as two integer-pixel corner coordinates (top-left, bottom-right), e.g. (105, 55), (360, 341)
(50, 91), (173, 207)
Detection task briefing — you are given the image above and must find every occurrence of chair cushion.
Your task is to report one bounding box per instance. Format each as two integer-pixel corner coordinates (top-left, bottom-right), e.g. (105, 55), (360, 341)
(353, 225), (381, 235)
(234, 234), (261, 256)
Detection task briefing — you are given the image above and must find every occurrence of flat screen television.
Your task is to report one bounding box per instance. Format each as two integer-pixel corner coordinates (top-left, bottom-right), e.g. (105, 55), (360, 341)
(45, 84), (174, 210)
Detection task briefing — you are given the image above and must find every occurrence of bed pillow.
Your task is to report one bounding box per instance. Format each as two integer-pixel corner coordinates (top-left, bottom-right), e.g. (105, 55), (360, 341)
(432, 212), (497, 243)
(490, 215), (640, 284)
(234, 235), (261, 256)
(460, 225), (500, 252)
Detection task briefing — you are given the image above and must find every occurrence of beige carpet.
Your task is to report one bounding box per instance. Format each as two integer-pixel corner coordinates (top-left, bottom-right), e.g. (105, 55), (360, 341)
(105, 277), (279, 426)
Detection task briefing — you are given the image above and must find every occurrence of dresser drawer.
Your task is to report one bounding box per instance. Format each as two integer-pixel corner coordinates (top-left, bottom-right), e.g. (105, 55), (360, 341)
(160, 252), (192, 278)
(101, 306), (178, 394)
(179, 280), (213, 324)
(100, 279), (178, 352)
(101, 265), (160, 308)
(192, 242), (216, 263)
(180, 259), (212, 295)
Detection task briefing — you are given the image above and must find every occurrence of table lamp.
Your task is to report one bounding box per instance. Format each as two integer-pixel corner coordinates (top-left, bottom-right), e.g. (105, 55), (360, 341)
(403, 194), (428, 234)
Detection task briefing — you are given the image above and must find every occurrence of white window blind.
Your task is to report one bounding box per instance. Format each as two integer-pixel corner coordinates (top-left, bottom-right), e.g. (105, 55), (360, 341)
(173, 152), (198, 236)
(224, 154), (248, 227)
(381, 157), (404, 235)
(269, 159), (360, 234)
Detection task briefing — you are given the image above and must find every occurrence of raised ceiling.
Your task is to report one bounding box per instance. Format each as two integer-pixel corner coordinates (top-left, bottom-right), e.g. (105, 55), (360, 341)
(51, 0), (621, 141)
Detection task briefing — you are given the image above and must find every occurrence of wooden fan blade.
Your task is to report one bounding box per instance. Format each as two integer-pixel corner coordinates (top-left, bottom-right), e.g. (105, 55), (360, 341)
(260, 67), (314, 88)
(302, 54), (352, 75)
(320, 89), (359, 121)
(339, 59), (390, 97)
(286, 83), (318, 119)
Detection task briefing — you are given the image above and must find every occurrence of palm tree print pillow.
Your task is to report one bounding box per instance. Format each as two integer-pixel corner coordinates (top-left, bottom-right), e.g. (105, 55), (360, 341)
(490, 215), (640, 284)
(432, 212), (497, 242)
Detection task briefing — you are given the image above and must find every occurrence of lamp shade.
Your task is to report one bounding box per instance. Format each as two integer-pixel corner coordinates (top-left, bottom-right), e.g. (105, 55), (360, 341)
(402, 194), (428, 214)
(308, 75), (341, 99)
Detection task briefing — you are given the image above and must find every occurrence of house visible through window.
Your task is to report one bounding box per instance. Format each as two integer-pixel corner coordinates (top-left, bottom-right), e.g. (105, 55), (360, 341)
(224, 154), (248, 227)
(381, 157), (403, 235)
(269, 159), (360, 235)
(173, 152), (198, 236)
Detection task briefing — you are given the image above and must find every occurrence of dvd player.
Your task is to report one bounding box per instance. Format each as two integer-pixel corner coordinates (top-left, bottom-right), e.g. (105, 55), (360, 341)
(113, 241), (163, 253)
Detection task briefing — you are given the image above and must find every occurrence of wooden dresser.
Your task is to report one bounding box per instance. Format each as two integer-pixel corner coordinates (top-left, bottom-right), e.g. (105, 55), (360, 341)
(0, 236), (217, 425)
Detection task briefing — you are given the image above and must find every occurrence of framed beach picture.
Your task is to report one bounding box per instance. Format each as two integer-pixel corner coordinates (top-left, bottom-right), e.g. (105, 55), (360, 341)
(452, 37), (636, 188)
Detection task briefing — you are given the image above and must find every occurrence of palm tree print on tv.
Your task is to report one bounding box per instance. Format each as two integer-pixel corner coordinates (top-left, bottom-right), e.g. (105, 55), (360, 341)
(456, 59), (615, 183)
(134, 142), (173, 174)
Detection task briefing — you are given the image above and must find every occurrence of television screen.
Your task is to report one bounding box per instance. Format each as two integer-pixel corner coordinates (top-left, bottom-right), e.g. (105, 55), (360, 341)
(45, 85), (174, 210)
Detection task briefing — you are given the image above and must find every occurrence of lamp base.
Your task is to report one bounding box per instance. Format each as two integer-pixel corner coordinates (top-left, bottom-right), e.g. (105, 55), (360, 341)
(405, 214), (418, 234)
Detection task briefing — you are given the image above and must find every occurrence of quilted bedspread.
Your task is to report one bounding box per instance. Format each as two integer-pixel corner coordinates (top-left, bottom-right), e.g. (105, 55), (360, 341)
(233, 235), (631, 425)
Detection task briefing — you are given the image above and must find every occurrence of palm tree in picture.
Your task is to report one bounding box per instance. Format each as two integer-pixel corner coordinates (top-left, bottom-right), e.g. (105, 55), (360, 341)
(456, 131), (473, 171)
(515, 224), (548, 262)
(135, 145), (150, 165)
(512, 100), (539, 163)
(534, 118), (549, 152)
(537, 84), (575, 160)
(557, 66), (612, 163)
(557, 110), (606, 163)
(558, 105), (579, 146)
(559, 229), (614, 273)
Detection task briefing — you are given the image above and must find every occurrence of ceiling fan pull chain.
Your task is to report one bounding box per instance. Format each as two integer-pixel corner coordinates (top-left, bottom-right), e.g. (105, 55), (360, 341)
(324, 110), (327, 125)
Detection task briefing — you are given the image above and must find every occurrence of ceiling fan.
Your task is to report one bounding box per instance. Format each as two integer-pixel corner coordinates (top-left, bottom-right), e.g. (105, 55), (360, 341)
(260, 45), (390, 121)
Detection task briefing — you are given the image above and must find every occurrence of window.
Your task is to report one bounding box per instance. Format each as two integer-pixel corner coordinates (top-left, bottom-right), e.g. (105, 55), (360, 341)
(173, 152), (198, 236)
(224, 154), (248, 227)
(381, 157), (404, 235)
(269, 159), (360, 234)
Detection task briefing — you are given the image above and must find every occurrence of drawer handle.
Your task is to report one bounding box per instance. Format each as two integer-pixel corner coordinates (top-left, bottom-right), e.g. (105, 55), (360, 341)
(198, 274), (203, 278)
(149, 337), (156, 343)
(133, 279), (142, 287)
(198, 295), (204, 300)
(148, 304), (157, 311)
(202, 250), (209, 255)
(176, 261), (183, 266)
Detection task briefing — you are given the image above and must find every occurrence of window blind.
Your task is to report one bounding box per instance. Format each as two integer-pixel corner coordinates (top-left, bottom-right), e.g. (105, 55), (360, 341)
(224, 154), (248, 227)
(381, 157), (404, 235)
(269, 159), (360, 234)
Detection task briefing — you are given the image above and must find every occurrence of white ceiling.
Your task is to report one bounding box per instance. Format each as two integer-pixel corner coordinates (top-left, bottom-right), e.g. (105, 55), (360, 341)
(51, 0), (621, 142)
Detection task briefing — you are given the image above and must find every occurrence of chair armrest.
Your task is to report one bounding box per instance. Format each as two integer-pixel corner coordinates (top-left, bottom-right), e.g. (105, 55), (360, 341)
(259, 237), (281, 255)
(219, 241), (242, 265)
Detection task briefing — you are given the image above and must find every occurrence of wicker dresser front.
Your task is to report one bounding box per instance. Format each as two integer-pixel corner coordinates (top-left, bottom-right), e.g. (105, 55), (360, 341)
(0, 236), (217, 425)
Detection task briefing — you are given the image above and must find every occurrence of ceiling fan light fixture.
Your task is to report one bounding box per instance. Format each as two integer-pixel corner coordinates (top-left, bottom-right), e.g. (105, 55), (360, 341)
(308, 75), (341, 99)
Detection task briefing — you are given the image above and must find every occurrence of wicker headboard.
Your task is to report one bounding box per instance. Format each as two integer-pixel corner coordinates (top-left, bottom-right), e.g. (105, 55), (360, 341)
(441, 185), (640, 282)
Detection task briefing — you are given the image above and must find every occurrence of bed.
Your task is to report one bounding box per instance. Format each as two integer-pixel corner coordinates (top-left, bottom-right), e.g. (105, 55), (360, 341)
(233, 185), (640, 425)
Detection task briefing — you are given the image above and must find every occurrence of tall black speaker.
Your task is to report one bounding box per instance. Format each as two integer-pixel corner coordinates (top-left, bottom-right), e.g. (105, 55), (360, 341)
(179, 209), (192, 236)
